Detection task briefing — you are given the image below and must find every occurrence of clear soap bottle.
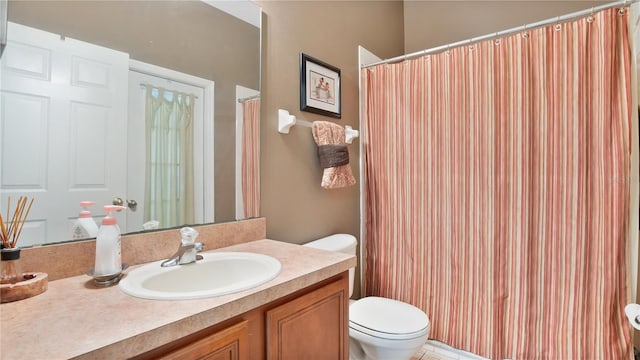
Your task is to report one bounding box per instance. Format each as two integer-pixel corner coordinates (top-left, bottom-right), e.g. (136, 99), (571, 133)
(0, 247), (22, 284)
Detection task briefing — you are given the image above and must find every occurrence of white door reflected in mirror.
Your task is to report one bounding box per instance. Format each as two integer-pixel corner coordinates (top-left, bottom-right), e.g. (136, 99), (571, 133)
(0, 23), (129, 246)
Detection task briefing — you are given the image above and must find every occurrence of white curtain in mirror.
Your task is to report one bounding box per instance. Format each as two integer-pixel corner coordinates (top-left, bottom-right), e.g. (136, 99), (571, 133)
(241, 98), (260, 218)
(145, 85), (195, 228)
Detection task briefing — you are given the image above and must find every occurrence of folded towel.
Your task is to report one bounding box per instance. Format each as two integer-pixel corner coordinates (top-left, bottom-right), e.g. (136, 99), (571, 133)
(311, 121), (356, 189)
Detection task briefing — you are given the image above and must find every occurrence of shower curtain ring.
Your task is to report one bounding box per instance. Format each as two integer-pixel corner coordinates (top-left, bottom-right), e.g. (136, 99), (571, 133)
(586, 7), (595, 23)
(555, 16), (562, 31)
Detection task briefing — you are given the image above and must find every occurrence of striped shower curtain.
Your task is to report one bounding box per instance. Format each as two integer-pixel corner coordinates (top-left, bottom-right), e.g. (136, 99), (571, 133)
(241, 98), (260, 218)
(361, 8), (633, 359)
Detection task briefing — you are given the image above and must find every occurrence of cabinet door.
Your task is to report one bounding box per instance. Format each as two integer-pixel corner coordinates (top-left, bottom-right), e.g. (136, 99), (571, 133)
(266, 277), (348, 360)
(157, 320), (249, 360)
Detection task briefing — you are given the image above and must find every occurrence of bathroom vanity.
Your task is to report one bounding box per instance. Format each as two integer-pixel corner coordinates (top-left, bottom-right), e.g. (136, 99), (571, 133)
(0, 239), (355, 359)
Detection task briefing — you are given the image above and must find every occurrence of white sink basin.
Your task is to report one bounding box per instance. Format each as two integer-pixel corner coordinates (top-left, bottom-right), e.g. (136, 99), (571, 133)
(118, 252), (282, 300)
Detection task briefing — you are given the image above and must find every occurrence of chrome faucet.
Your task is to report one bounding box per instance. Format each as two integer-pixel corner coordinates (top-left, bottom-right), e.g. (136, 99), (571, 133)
(161, 227), (204, 267)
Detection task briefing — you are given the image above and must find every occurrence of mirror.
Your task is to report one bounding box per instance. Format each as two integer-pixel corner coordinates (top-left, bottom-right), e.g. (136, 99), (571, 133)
(0, 0), (261, 246)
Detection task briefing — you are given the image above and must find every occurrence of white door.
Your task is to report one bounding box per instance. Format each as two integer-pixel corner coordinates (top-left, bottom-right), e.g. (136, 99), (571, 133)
(0, 23), (129, 246)
(127, 69), (205, 233)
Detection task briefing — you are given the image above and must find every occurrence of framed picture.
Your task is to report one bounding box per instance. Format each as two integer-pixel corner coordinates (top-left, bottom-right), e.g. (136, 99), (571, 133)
(300, 53), (341, 118)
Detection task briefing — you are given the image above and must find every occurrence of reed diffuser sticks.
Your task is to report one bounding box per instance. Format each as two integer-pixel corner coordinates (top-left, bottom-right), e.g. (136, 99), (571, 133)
(0, 196), (34, 249)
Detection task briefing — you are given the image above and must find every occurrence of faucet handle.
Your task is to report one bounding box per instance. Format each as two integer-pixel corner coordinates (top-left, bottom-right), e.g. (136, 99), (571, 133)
(180, 227), (199, 244)
(160, 232), (204, 267)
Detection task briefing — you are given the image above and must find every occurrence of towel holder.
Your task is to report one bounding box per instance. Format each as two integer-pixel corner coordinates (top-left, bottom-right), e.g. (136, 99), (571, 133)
(278, 109), (359, 144)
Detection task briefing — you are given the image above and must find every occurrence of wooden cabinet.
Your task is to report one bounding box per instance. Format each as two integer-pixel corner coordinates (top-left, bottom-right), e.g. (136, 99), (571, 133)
(133, 319), (249, 360)
(266, 278), (348, 359)
(156, 320), (248, 360)
(134, 272), (349, 360)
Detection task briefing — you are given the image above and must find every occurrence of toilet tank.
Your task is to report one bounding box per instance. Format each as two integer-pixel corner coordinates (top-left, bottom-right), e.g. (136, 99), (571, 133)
(304, 234), (356, 298)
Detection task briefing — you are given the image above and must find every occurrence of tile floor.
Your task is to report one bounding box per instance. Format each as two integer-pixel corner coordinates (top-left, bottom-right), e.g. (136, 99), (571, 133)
(411, 340), (489, 360)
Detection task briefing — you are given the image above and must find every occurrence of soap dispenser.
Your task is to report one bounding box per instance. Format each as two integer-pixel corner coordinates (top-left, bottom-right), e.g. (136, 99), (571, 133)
(71, 201), (99, 240)
(93, 205), (126, 286)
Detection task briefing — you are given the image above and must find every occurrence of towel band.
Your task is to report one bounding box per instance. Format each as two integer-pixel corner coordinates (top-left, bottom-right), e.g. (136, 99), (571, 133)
(317, 144), (349, 168)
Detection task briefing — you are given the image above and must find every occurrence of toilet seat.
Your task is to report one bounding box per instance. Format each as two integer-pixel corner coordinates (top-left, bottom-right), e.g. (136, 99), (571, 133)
(349, 297), (430, 341)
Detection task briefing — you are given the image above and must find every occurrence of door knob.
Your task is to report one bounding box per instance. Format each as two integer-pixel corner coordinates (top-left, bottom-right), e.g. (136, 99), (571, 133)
(127, 199), (138, 210)
(112, 197), (123, 206)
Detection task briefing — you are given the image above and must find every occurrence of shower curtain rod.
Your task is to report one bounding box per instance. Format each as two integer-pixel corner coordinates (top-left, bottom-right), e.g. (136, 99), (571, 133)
(139, 83), (199, 99)
(237, 94), (260, 103)
(362, 0), (638, 68)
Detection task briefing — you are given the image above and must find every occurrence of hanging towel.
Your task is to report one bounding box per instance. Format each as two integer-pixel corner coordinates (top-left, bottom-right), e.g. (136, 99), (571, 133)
(311, 121), (356, 189)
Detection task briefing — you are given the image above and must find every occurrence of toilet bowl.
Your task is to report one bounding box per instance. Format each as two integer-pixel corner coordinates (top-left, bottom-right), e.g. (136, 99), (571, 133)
(304, 234), (430, 360)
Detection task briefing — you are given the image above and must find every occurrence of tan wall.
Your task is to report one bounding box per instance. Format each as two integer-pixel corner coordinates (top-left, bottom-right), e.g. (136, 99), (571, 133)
(256, 1), (404, 298)
(404, 1), (610, 53)
(257, 0), (404, 243)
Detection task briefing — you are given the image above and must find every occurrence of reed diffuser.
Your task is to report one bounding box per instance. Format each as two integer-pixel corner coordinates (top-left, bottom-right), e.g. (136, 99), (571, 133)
(0, 196), (34, 284)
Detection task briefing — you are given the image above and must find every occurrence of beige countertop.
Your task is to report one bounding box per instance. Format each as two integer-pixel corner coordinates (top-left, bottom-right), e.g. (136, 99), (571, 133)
(0, 239), (356, 359)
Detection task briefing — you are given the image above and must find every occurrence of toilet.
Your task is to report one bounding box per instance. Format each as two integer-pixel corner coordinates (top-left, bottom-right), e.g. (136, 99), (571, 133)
(304, 234), (430, 360)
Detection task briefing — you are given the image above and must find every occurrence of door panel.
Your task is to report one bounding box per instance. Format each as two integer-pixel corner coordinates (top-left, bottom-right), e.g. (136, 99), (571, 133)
(266, 278), (348, 359)
(69, 102), (109, 187)
(1, 92), (48, 187)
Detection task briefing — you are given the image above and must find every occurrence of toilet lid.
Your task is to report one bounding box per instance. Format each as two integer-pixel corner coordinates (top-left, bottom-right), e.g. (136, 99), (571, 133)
(349, 297), (429, 338)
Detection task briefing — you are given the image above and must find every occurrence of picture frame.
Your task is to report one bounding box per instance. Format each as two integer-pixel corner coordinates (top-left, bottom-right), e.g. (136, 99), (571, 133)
(300, 53), (341, 118)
